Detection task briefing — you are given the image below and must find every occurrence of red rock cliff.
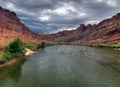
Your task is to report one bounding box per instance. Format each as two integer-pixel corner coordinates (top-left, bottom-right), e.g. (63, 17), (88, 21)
(52, 13), (120, 45)
(0, 7), (53, 46)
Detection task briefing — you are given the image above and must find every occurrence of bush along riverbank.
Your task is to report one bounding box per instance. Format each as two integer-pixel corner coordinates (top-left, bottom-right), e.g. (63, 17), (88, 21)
(0, 38), (47, 66)
(24, 41), (47, 51)
(1, 38), (25, 63)
(84, 44), (120, 48)
(97, 44), (120, 48)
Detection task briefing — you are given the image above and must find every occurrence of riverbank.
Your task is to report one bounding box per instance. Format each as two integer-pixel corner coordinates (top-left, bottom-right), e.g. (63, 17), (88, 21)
(55, 42), (120, 48)
(1, 42), (120, 68)
(25, 48), (35, 56)
(0, 45), (119, 87)
(0, 48), (35, 68)
(85, 44), (120, 48)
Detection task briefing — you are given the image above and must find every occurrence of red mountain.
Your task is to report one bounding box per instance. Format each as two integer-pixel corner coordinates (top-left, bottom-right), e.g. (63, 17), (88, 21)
(52, 13), (120, 45)
(0, 7), (53, 47)
(1, 6), (120, 46)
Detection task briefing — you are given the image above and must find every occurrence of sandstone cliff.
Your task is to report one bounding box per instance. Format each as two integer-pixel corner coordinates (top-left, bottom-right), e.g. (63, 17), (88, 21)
(1, 6), (120, 46)
(0, 7), (53, 46)
(52, 13), (120, 45)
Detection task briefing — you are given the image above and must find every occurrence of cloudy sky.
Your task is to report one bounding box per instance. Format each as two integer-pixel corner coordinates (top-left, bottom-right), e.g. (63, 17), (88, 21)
(0, 0), (120, 34)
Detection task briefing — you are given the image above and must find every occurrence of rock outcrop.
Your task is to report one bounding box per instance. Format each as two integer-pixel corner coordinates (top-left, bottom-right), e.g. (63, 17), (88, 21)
(52, 13), (120, 45)
(0, 7), (53, 47)
(1, 6), (120, 46)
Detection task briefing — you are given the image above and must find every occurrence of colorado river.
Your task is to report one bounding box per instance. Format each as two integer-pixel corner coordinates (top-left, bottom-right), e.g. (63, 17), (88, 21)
(0, 45), (120, 87)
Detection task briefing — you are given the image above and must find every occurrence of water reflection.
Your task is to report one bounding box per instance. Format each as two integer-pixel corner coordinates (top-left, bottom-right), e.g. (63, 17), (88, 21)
(0, 46), (120, 87)
(93, 47), (120, 73)
(0, 58), (27, 81)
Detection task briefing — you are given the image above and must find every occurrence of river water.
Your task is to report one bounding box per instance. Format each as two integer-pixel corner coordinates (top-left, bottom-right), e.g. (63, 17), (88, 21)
(0, 45), (120, 87)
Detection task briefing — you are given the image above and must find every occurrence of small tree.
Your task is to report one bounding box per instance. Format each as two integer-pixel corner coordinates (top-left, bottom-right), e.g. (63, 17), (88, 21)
(5, 38), (25, 56)
(37, 41), (46, 49)
(2, 38), (25, 63)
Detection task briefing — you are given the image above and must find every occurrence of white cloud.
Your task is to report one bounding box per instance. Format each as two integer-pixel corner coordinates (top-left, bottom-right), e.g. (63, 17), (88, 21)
(53, 3), (75, 15)
(50, 27), (76, 34)
(97, 0), (103, 2)
(6, 2), (15, 9)
(85, 20), (99, 24)
(1, 2), (35, 16)
(54, 7), (68, 15)
(97, 0), (117, 7)
(39, 15), (50, 21)
(0, 0), (119, 34)
(107, 0), (117, 6)
(78, 12), (87, 17)
(41, 3), (76, 16)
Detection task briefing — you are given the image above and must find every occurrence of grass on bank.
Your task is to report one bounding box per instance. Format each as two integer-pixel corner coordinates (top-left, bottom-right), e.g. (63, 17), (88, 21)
(24, 43), (38, 51)
(37, 41), (46, 49)
(98, 44), (120, 48)
(24, 41), (47, 51)
(0, 51), (3, 61)
(1, 38), (120, 63)
(84, 43), (120, 48)
(0, 39), (48, 63)
(54, 42), (70, 45)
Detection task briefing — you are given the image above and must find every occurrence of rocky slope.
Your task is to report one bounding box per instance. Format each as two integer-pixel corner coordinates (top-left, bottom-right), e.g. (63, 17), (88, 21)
(1, 6), (120, 46)
(0, 7), (53, 47)
(52, 13), (120, 45)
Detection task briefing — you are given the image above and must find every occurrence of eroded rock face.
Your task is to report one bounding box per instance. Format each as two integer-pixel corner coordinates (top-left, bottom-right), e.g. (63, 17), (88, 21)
(0, 7), (54, 46)
(52, 13), (120, 44)
(1, 6), (120, 45)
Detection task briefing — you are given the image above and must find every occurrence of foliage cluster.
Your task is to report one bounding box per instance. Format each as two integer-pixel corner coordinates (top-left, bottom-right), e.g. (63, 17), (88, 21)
(37, 42), (46, 49)
(2, 38), (25, 63)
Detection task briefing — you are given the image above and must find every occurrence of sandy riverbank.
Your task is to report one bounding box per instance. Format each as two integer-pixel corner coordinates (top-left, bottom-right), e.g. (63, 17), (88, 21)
(25, 48), (35, 56)
(0, 48), (35, 68)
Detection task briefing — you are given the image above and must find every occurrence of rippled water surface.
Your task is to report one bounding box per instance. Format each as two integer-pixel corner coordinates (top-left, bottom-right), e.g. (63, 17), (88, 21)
(0, 45), (120, 87)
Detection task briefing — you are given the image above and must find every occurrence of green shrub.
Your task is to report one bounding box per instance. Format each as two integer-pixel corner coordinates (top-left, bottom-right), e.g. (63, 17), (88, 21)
(5, 38), (25, 55)
(98, 44), (120, 48)
(24, 43), (37, 51)
(2, 38), (25, 63)
(2, 52), (14, 63)
(56, 42), (69, 45)
(37, 42), (46, 49)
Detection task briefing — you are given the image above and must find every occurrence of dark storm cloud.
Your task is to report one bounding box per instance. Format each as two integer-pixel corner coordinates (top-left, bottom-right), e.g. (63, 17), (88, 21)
(0, 0), (120, 33)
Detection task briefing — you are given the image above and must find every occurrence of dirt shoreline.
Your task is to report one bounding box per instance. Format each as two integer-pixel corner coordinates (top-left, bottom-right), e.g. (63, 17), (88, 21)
(25, 48), (35, 56)
(0, 48), (35, 68)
